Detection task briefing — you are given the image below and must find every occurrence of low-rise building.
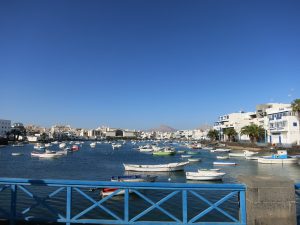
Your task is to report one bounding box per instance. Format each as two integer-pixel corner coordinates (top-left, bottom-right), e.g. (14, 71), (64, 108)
(0, 119), (11, 137)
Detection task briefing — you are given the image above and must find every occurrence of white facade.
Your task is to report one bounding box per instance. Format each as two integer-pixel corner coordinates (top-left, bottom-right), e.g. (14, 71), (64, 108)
(213, 112), (259, 141)
(0, 119), (11, 137)
(265, 104), (300, 146)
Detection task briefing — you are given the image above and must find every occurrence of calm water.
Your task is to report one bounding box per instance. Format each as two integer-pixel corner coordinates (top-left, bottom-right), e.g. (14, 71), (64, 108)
(1, 141), (300, 182)
(0, 141), (300, 223)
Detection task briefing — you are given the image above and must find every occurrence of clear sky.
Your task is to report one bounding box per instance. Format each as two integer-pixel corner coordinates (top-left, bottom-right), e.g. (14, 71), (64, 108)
(0, 0), (299, 130)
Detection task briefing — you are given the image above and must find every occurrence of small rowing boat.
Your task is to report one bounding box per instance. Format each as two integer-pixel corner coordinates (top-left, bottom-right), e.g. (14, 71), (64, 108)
(213, 161), (237, 166)
(123, 162), (189, 172)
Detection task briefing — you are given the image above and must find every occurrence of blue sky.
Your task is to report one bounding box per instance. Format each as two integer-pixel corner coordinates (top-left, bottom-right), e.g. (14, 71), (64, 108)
(0, 0), (299, 130)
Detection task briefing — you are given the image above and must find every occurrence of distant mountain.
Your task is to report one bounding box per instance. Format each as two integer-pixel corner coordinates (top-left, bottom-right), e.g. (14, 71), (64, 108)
(147, 125), (177, 132)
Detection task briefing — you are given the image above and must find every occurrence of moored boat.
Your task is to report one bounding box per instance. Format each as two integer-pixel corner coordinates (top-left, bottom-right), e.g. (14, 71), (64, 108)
(216, 155), (229, 159)
(31, 150), (61, 159)
(257, 150), (298, 164)
(90, 142), (96, 148)
(12, 152), (23, 156)
(186, 170), (226, 181)
(152, 147), (176, 156)
(213, 161), (237, 166)
(71, 145), (79, 151)
(229, 150), (258, 158)
(188, 157), (201, 162)
(123, 162), (189, 172)
(211, 148), (231, 153)
(111, 175), (157, 182)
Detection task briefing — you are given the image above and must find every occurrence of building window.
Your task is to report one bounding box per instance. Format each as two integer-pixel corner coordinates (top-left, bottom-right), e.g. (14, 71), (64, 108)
(293, 122), (297, 127)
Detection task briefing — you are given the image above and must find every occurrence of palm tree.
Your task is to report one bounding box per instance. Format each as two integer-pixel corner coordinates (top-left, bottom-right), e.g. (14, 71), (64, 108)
(223, 127), (237, 142)
(240, 124), (265, 143)
(291, 99), (300, 120)
(207, 129), (219, 141)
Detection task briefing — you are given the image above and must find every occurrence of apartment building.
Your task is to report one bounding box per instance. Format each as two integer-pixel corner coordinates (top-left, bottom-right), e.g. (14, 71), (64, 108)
(213, 112), (259, 141)
(265, 104), (300, 145)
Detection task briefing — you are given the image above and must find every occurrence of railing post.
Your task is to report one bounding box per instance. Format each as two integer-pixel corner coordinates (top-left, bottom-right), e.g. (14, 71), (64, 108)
(124, 189), (129, 223)
(10, 184), (17, 225)
(182, 190), (187, 224)
(66, 186), (72, 225)
(239, 190), (246, 225)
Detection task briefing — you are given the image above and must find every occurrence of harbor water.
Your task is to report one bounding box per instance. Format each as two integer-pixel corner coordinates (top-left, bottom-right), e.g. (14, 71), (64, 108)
(0, 141), (300, 223)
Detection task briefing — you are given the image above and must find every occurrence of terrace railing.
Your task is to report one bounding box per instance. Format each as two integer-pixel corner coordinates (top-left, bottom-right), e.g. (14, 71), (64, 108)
(0, 178), (246, 225)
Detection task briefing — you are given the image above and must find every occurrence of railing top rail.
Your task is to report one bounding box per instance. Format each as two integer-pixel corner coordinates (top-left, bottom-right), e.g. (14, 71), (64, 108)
(0, 177), (245, 190)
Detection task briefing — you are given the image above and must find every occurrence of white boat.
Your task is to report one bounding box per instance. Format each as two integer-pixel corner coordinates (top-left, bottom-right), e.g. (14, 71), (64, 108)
(257, 150), (298, 164)
(101, 188), (129, 197)
(245, 156), (260, 160)
(31, 150), (61, 159)
(112, 143), (122, 149)
(213, 161), (237, 166)
(188, 157), (201, 162)
(45, 143), (52, 147)
(90, 142), (96, 148)
(210, 148), (231, 153)
(33, 143), (46, 151)
(123, 162), (189, 172)
(12, 143), (24, 147)
(229, 150), (258, 157)
(59, 143), (66, 149)
(186, 170), (226, 181)
(216, 155), (229, 159)
(138, 145), (153, 152)
(12, 152), (23, 156)
(181, 154), (192, 158)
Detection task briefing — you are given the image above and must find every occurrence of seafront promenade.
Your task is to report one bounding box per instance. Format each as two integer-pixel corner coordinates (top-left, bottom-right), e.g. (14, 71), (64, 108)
(0, 176), (299, 225)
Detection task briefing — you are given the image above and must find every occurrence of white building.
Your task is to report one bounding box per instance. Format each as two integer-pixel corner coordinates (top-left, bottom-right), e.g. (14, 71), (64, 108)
(0, 119), (11, 137)
(213, 112), (260, 141)
(265, 104), (300, 146)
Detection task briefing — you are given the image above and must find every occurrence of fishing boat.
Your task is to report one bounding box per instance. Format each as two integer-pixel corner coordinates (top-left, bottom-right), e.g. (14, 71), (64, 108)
(229, 150), (258, 157)
(186, 169), (226, 181)
(123, 162), (189, 172)
(216, 155), (229, 159)
(101, 188), (128, 197)
(12, 152), (23, 156)
(210, 149), (231, 153)
(213, 161), (237, 166)
(90, 142), (96, 148)
(138, 145), (153, 152)
(31, 150), (61, 159)
(177, 150), (186, 154)
(101, 175), (157, 197)
(111, 175), (157, 182)
(152, 147), (176, 156)
(257, 150), (298, 164)
(112, 143), (122, 149)
(59, 143), (66, 149)
(187, 151), (198, 155)
(71, 145), (80, 151)
(12, 143), (24, 147)
(188, 157), (201, 162)
(181, 154), (192, 158)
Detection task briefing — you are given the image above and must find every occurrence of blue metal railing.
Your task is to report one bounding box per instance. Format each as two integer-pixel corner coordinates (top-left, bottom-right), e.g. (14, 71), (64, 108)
(0, 178), (246, 225)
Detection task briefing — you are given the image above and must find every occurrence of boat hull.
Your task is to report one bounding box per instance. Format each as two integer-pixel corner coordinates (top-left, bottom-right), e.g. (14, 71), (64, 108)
(123, 162), (189, 172)
(186, 172), (225, 181)
(257, 157), (298, 164)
